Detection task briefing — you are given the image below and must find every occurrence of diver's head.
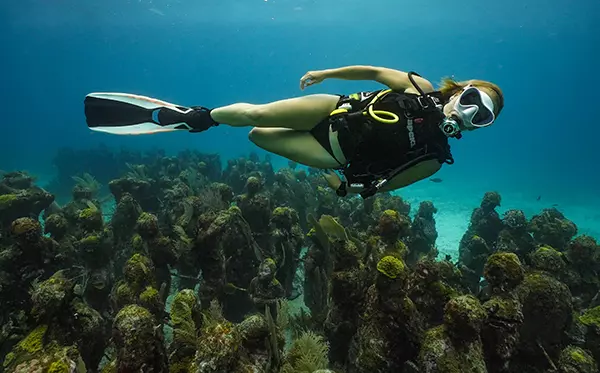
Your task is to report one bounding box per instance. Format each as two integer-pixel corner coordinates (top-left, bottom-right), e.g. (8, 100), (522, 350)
(439, 79), (504, 134)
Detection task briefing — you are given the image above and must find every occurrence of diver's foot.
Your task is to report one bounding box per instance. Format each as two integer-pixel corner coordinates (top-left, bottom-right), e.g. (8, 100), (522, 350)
(188, 106), (220, 133)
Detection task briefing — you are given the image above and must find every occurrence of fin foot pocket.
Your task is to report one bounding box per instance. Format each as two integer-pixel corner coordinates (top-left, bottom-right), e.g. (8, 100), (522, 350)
(187, 106), (219, 133)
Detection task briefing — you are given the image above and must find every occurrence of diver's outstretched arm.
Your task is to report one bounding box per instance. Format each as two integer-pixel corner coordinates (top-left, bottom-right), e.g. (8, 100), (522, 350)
(300, 65), (435, 93)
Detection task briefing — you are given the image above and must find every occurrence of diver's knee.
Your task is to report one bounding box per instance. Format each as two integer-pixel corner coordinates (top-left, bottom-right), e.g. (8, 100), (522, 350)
(248, 127), (268, 146)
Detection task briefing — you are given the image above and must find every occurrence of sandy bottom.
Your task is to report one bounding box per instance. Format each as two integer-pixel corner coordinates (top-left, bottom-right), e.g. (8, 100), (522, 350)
(398, 180), (600, 260)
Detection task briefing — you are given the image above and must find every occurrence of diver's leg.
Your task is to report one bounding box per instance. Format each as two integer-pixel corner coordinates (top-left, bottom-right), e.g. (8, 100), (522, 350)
(249, 127), (342, 169)
(211, 94), (340, 131)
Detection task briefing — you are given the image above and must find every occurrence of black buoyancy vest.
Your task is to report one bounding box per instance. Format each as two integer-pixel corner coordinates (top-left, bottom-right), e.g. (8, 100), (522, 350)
(334, 73), (454, 198)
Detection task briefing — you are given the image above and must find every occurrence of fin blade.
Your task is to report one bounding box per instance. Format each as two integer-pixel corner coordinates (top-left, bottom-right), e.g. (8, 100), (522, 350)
(84, 92), (192, 135)
(86, 92), (183, 110)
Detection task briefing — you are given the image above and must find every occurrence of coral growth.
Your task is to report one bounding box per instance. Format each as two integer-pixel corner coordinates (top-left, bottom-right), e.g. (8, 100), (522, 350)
(0, 148), (598, 373)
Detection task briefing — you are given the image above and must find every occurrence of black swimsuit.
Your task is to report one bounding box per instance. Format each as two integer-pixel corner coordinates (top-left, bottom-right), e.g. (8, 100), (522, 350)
(309, 101), (341, 163)
(309, 91), (381, 165)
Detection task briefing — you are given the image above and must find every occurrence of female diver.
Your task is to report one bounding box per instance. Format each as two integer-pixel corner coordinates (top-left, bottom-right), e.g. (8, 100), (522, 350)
(84, 65), (504, 198)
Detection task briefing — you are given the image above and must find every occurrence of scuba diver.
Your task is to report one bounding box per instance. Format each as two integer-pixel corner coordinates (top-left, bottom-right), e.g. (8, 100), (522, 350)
(84, 65), (504, 198)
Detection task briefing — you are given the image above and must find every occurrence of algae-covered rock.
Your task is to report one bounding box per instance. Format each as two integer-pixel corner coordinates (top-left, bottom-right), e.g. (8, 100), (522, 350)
(443, 295), (487, 342)
(407, 201), (439, 265)
(76, 234), (109, 268)
(244, 176), (261, 196)
(366, 233), (409, 270)
(3, 324), (87, 373)
(566, 235), (599, 265)
(123, 253), (155, 290)
(192, 320), (242, 373)
(578, 306), (600, 364)
(530, 245), (566, 274)
(77, 206), (103, 232)
(10, 217), (42, 242)
(528, 208), (577, 250)
(558, 345), (598, 373)
(139, 286), (163, 315)
(482, 295), (523, 372)
(238, 314), (268, 343)
(408, 260), (462, 328)
(0, 189), (54, 226)
(136, 212), (159, 239)
(458, 234), (492, 293)
(417, 296), (487, 373)
(502, 209), (527, 230)
(481, 191), (501, 211)
(45, 213), (69, 240)
(195, 205), (260, 321)
(418, 325), (487, 373)
(517, 272), (573, 361)
(30, 271), (74, 321)
(348, 257), (422, 373)
(70, 298), (107, 369)
(377, 209), (411, 241)
(113, 304), (168, 372)
(271, 206), (299, 230)
(483, 252), (524, 292)
(371, 194), (411, 219)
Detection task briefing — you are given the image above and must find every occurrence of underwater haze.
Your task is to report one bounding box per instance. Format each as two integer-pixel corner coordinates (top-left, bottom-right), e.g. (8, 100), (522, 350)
(2, 0), (599, 242)
(3, 1), (600, 372)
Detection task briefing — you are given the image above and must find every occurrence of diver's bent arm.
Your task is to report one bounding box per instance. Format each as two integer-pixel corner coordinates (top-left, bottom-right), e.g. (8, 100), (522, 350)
(323, 65), (434, 92)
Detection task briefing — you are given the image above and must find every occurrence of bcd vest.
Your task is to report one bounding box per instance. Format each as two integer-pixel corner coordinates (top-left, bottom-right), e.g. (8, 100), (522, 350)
(331, 74), (455, 198)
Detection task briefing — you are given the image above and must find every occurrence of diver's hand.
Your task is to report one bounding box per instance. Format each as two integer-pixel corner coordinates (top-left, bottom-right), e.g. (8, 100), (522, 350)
(323, 170), (342, 190)
(300, 70), (328, 90)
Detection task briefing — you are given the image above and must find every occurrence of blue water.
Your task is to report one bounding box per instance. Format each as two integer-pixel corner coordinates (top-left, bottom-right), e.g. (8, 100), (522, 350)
(1, 0), (599, 248)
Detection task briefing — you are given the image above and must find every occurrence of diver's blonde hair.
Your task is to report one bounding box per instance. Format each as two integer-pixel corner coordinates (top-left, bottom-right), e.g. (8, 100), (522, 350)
(438, 78), (504, 117)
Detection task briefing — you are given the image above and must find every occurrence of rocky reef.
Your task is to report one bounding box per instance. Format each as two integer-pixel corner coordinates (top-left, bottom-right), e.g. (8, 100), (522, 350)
(0, 147), (598, 373)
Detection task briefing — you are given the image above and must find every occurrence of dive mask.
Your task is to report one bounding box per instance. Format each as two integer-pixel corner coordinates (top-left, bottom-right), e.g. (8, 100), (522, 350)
(454, 86), (496, 128)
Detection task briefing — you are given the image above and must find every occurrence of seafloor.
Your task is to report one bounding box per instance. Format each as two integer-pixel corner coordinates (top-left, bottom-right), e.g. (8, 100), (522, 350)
(0, 147), (599, 373)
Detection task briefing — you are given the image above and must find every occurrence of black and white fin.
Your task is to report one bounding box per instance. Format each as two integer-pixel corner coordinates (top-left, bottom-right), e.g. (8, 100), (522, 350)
(84, 92), (195, 135)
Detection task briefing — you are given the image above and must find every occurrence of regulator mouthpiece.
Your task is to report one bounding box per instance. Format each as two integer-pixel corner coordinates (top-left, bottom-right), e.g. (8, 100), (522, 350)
(441, 117), (462, 139)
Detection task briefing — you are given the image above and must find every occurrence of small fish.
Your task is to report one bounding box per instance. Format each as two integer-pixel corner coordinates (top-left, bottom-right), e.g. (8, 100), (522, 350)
(429, 178), (443, 183)
(552, 203), (559, 207)
(536, 195), (541, 201)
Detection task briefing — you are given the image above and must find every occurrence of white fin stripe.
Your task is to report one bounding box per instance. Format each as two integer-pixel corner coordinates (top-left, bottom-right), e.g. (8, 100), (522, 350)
(89, 122), (190, 135)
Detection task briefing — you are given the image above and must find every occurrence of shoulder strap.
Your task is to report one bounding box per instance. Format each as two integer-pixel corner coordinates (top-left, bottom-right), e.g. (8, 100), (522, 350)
(407, 71), (426, 95)
(403, 71), (443, 112)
